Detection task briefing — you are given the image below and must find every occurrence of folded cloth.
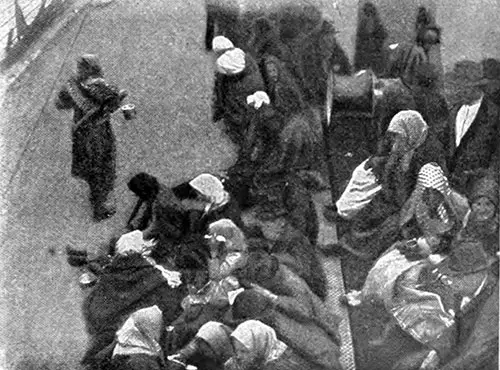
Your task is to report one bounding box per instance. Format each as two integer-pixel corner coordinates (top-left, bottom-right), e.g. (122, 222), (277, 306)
(336, 158), (383, 220)
(246, 91), (270, 109)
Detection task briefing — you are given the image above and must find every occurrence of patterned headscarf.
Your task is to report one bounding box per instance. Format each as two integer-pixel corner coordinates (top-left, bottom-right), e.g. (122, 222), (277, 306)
(212, 36), (234, 54)
(387, 110), (428, 171)
(470, 176), (499, 208)
(400, 163), (463, 239)
(216, 48), (246, 75)
(113, 306), (163, 357)
(230, 320), (288, 364)
(387, 110), (428, 151)
(77, 54), (103, 78)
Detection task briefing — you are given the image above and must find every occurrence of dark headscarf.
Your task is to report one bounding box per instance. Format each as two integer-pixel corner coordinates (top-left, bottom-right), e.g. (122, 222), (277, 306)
(128, 172), (160, 201)
(232, 289), (272, 320)
(470, 176), (499, 209)
(77, 54), (104, 79)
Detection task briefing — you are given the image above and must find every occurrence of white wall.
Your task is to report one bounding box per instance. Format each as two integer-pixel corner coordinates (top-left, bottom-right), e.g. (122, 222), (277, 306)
(322, 0), (500, 73)
(436, 0), (500, 71)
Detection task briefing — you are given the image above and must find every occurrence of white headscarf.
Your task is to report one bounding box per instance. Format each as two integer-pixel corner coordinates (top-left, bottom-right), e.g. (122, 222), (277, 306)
(189, 173), (228, 206)
(113, 305), (163, 358)
(208, 218), (247, 253)
(212, 36), (234, 54)
(387, 110), (428, 171)
(230, 320), (288, 364)
(216, 48), (246, 75)
(115, 230), (156, 256)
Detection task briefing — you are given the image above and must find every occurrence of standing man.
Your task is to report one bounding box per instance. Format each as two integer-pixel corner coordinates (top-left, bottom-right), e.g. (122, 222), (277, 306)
(55, 54), (126, 221)
(446, 58), (500, 194)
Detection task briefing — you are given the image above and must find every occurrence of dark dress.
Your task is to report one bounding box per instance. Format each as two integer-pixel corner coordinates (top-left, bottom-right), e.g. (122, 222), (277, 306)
(411, 85), (450, 172)
(249, 173), (319, 246)
(81, 254), (186, 369)
(354, 2), (387, 74)
(55, 76), (123, 215)
(128, 183), (189, 261)
(299, 21), (350, 106)
(271, 224), (327, 300)
(237, 264), (343, 370)
(213, 53), (266, 146)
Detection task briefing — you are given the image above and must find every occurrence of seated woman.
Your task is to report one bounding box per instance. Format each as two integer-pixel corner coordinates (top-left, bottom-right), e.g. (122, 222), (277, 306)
(81, 235), (186, 370)
(127, 172), (189, 258)
(110, 306), (164, 370)
(128, 172), (241, 270)
(165, 219), (249, 352)
(168, 251), (342, 370)
(388, 175), (498, 368)
(183, 173), (243, 233)
(168, 320), (337, 370)
(331, 110), (429, 260)
(173, 173), (243, 269)
(242, 208), (327, 300)
(348, 163), (469, 307)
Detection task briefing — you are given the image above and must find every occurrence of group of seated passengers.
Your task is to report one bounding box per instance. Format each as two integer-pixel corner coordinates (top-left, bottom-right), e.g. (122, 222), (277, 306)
(67, 8), (499, 370)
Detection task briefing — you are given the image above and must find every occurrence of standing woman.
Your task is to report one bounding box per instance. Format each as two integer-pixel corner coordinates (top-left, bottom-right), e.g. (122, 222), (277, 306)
(55, 54), (127, 221)
(385, 25), (441, 87)
(354, 2), (387, 74)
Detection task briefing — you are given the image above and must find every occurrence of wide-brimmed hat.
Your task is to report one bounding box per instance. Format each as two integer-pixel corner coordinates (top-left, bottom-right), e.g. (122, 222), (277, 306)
(444, 60), (483, 87)
(472, 58), (500, 86)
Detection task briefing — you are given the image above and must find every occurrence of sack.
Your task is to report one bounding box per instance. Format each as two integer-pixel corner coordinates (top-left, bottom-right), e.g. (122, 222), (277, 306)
(336, 158), (382, 220)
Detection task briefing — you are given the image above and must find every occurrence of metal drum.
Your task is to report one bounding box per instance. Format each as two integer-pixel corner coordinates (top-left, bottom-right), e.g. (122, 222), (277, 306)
(121, 103), (136, 120)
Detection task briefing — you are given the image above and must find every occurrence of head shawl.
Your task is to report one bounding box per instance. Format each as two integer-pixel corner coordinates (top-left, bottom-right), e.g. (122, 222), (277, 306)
(115, 230), (156, 256)
(208, 219), (246, 252)
(77, 54), (103, 78)
(387, 110), (428, 171)
(387, 110), (428, 152)
(247, 91), (270, 109)
(230, 320), (287, 364)
(470, 176), (499, 208)
(216, 48), (246, 75)
(400, 163), (466, 237)
(232, 289), (273, 320)
(212, 36), (234, 54)
(128, 172), (160, 200)
(196, 322), (234, 361)
(189, 173), (227, 205)
(113, 305), (163, 357)
(470, 58), (500, 86)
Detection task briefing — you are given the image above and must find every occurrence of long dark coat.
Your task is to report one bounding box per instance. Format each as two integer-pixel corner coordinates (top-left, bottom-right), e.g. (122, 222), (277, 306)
(271, 224), (327, 300)
(55, 77), (120, 187)
(213, 54), (266, 146)
(445, 97), (500, 193)
(238, 264), (343, 370)
(81, 254), (186, 368)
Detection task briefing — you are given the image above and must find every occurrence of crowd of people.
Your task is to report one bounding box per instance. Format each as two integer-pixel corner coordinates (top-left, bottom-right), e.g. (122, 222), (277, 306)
(56, 3), (498, 370)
